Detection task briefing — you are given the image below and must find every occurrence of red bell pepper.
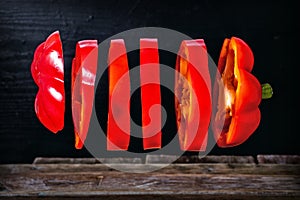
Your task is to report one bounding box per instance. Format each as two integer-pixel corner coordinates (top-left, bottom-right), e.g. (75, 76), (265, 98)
(140, 38), (162, 150)
(175, 39), (211, 151)
(71, 40), (98, 149)
(107, 39), (131, 150)
(212, 37), (261, 147)
(31, 31), (65, 133)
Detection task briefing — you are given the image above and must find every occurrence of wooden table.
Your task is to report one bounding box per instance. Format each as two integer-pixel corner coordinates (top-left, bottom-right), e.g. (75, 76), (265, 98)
(0, 155), (299, 199)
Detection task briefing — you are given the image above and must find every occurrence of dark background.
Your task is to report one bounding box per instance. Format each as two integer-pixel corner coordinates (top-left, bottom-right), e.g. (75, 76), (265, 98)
(0, 0), (298, 163)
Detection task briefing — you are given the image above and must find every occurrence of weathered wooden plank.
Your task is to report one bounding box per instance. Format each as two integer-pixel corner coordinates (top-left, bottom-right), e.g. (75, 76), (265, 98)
(1, 163), (300, 175)
(1, 171), (299, 193)
(146, 155), (255, 164)
(33, 157), (98, 164)
(0, 164), (299, 199)
(257, 155), (300, 164)
(33, 157), (143, 164)
(1, 195), (299, 200)
(33, 156), (256, 165)
(1, 159), (299, 199)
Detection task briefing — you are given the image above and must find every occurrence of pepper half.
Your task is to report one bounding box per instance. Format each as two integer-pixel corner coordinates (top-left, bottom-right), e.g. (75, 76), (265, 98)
(107, 39), (131, 150)
(175, 39), (211, 151)
(31, 31), (65, 133)
(212, 37), (261, 147)
(71, 40), (98, 149)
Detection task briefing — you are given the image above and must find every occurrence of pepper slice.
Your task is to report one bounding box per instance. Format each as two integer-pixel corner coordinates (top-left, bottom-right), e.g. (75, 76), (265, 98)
(140, 38), (162, 150)
(31, 31), (64, 133)
(212, 37), (261, 147)
(71, 40), (98, 149)
(175, 39), (211, 151)
(107, 39), (131, 150)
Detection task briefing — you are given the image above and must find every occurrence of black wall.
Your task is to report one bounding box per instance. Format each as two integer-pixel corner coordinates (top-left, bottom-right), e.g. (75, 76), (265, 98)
(0, 0), (298, 163)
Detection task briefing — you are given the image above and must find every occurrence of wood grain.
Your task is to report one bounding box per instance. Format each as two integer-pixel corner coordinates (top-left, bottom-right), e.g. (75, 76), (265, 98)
(0, 162), (299, 199)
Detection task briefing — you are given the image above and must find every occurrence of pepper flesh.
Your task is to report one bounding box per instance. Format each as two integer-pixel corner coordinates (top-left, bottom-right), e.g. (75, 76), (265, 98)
(31, 31), (65, 133)
(175, 39), (211, 151)
(71, 40), (98, 149)
(107, 39), (131, 150)
(212, 37), (261, 147)
(140, 38), (162, 150)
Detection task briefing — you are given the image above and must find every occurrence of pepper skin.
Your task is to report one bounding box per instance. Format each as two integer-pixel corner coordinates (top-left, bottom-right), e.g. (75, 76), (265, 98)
(175, 39), (211, 151)
(31, 31), (65, 133)
(212, 37), (261, 147)
(71, 40), (98, 149)
(140, 38), (162, 150)
(107, 39), (131, 150)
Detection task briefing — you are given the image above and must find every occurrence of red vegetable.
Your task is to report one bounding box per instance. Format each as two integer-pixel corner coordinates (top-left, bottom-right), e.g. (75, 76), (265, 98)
(71, 40), (98, 149)
(31, 31), (268, 151)
(140, 38), (162, 149)
(175, 39), (211, 151)
(31, 31), (65, 133)
(107, 39), (131, 150)
(212, 37), (261, 147)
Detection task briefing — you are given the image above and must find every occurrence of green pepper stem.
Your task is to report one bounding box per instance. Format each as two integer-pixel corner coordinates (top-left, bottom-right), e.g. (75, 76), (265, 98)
(262, 83), (273, 99)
